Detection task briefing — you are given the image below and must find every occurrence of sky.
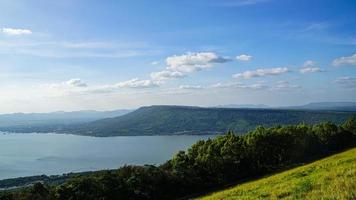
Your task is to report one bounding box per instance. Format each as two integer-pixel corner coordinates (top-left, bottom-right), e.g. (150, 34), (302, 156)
(0, 0), (355, 113)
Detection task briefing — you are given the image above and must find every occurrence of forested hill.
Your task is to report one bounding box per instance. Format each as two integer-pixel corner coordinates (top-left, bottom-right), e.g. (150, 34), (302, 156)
(61, 105), (355, 136)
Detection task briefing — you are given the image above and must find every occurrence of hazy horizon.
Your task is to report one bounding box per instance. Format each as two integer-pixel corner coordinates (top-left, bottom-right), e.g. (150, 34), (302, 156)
(1, 101), (356, 115)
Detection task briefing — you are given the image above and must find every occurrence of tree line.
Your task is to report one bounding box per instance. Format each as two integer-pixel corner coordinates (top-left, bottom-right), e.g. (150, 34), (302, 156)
(1, 117), (356, 200)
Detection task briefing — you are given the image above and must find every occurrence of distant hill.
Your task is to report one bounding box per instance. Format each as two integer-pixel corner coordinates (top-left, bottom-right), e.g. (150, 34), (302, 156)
(216, 102), (356, 111)
(0, 109), (132, 128)
(215, 104), (269, 109)
(58, 105), (356, 136)
(285, 102), (356, 111)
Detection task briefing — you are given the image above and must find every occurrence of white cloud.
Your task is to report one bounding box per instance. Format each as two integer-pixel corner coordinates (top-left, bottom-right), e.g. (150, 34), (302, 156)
(179, 85), (204, 90)
(233, 67), (289, 79)
(150, 70), (185, 81)
(334, 77), (356, 89)
(236, 54), (252, 61)
(166, 52), (231, 73)
(66, 79), (87, 87)
(332, 54), (356, 66)
(2, 28), (32, 36)
(299, 67), (322, 74)
(303, 60), (317, 67)
(115, 78), (159, 89)
(150, 61), (160, 65)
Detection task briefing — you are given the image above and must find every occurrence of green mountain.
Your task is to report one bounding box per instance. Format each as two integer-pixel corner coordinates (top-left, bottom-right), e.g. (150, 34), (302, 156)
(63, 105), (355, 136)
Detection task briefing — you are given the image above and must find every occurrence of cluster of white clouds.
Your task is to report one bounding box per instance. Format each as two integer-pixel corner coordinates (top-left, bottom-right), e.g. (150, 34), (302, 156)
(332, 54), (356, 66)
(39, 51), (356, 98)
(6, 28), (353, 99)
(2, 28), (32, 36)
(233, 67), (289, 79)
(151, 52), (231, 81)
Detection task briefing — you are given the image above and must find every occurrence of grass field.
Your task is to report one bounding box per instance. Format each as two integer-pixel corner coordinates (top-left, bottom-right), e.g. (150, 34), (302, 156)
(198, 148), (356, 200)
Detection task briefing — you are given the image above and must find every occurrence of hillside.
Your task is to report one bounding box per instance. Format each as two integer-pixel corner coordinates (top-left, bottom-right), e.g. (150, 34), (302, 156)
(199, 148), (356, 200)
(64, 105), (355, 136)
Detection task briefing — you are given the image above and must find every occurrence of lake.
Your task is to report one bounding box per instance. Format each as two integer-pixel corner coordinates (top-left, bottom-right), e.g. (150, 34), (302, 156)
(0, 133), (213, 180)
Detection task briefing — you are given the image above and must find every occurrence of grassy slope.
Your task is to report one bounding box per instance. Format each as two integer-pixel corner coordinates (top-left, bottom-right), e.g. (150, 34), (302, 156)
(199, 148), (356, 200)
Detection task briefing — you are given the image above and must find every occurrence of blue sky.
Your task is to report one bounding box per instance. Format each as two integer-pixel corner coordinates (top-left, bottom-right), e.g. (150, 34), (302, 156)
(0, 0), (355, 113)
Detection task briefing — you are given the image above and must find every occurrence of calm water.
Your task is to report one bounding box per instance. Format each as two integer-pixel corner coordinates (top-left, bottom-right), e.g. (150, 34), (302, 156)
(0, 133), (213, 180)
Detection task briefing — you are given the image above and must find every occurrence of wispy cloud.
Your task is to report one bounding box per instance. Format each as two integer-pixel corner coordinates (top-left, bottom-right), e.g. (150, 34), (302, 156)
(151, 70), (186, 81)
(271, 81), (301, 91)
(216, 0), (270, 7)
(236, 54), (252, 61)
(233, 67), (289, 79)
(115, 78), (159, 89)
(303, 22), (329, 32)
(211, 82), (268, 90)
(2, 28), (32, 36)
(0, 40), (160, 58)
(179, 85), (204, 90)
(334, 77), (356, 89)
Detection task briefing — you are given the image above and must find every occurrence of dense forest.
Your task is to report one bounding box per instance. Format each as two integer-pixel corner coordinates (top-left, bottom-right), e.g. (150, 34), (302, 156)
(1, 117), (355, 200)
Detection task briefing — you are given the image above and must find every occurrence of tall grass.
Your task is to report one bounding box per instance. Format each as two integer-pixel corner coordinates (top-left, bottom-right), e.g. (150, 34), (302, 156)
(199, 148), (356, 200)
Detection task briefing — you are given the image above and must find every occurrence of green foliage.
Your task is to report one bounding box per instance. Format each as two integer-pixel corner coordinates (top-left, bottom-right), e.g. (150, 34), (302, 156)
(1, 118), (355, 200)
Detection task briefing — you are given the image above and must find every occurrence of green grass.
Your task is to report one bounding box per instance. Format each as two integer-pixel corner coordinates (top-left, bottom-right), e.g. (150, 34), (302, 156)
(198, 148), (356, 200)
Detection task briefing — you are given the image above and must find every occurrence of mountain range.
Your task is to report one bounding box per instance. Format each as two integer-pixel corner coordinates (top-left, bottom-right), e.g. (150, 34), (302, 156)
(0, 102), (355, 136)
(61, 105), (354, 136)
